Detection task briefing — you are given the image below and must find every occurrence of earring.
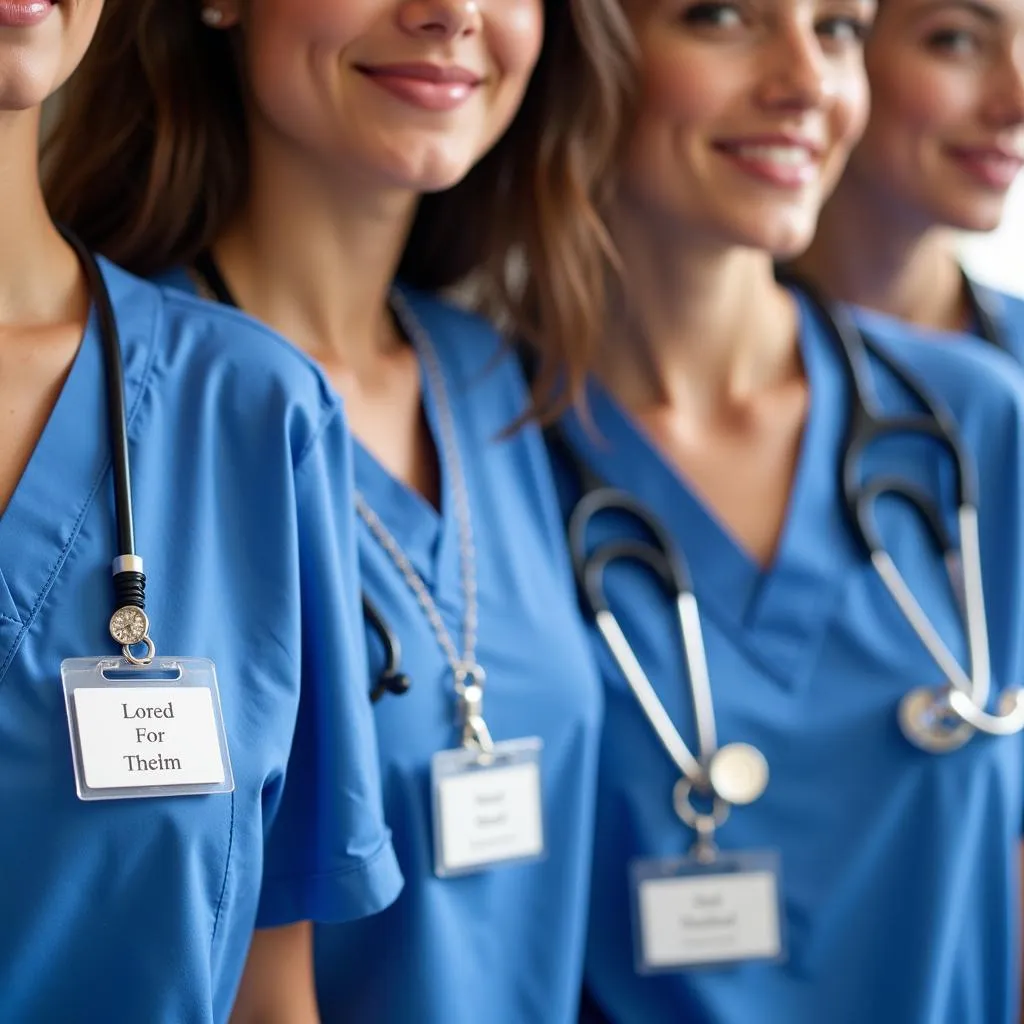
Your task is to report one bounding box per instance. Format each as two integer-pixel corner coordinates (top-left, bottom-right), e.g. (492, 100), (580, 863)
(200, 6), (224, 26)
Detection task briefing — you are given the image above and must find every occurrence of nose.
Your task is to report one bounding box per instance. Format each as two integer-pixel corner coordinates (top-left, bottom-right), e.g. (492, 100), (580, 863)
(398, 0), (482, 40)
(755, 24), (833, 112)
(981, 45), (1024, 129)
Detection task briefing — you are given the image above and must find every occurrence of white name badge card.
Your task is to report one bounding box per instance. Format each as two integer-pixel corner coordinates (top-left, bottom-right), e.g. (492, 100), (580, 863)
(62, 656), (234, 801)
(431, 736), (545, 878)
(631, 849), (785, 973)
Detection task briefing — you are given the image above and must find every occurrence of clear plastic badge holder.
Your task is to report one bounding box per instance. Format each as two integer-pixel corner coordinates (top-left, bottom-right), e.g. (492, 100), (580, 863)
(431, 736), (546, 878)
(62, 656), (234, 801)
(630, 848), (786, 973)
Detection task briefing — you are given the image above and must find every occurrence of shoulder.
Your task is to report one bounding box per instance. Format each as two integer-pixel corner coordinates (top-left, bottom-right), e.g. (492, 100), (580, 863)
(102, 258), (341, 457)
(853, 304), (1024, 437)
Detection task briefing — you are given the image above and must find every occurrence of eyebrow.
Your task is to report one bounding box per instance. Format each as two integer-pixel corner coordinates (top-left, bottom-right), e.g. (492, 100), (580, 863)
(910, 0), (1002, 22)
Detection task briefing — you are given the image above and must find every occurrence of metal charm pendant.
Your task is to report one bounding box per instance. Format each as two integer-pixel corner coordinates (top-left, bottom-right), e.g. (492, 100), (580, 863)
(708, 743), (769, 806)
(898, 686), (974, 753)
(109, 606), (149, 647)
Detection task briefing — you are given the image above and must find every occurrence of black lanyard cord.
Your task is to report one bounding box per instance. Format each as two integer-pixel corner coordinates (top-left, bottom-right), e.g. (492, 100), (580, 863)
(58, 228), (148, 631)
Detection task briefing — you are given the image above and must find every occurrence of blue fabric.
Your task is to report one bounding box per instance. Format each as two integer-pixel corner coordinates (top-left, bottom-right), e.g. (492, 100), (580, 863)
(310, 289), (603, 1024)
(556, 290), (1024, 1024)
(0, 259), (402, 1024)
(971, 282), (1024, 362)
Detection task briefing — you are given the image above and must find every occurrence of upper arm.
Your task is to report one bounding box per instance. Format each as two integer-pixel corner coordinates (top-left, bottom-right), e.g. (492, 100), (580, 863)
(230, 923), (318, 1024)
(256, 416), (403, 928)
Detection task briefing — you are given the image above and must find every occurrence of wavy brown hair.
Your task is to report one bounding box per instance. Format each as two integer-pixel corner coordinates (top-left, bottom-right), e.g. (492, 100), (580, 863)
(45, 0), (635, 419)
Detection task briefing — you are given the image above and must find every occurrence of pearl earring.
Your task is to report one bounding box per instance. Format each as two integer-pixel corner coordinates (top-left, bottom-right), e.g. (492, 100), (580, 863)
(200, 6), (224, 26)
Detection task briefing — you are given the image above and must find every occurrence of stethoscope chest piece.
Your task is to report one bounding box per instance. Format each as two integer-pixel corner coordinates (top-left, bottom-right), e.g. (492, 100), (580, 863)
(899, 684), (1024, 753)
(708, 742), (770, 806)
(898, 686), (976, 753)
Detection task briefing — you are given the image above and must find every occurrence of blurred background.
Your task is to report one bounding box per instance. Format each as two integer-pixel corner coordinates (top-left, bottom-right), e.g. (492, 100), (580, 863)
(960, 178), (1024, 298)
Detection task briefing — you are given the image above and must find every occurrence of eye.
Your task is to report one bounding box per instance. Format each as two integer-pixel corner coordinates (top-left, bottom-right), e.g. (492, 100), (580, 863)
(679, 2), (745, 29)
(926, 26), (981, 54)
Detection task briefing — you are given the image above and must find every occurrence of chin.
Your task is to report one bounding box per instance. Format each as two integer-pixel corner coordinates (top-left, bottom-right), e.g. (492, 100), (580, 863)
(730, 217), (817, 262)
(935, 198), (1011, 235)
(374, 139), (482, 196)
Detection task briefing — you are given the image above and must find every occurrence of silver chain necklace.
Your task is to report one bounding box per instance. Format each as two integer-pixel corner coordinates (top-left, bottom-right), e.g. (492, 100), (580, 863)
(355, 290), (492, 752)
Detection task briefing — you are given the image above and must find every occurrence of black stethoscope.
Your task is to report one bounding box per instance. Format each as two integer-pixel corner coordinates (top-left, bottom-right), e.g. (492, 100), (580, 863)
(191, 252), (410, 703)
(561, 277), (1024, 758)
(59, 229), (155, 663)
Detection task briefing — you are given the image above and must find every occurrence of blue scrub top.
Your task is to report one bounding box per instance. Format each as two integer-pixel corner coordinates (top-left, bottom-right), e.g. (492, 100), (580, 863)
(972, 281), (1024, 361)
(854, 280), (1024, 361)
(311, 289), (604, 1024)
(0, 259), (402, 1024)
(557, 290), (1024, 1024)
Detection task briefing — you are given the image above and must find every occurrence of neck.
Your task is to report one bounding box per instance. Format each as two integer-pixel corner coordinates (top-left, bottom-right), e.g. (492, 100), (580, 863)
(213, 122), (419, 375)
(0, 110), (83, 325)
(793, 173), (966, 333)
(600, 206), (801, 417)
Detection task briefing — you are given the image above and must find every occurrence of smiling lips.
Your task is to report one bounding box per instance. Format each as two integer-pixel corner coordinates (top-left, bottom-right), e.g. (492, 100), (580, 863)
(713, 136), (824, 189)
(945, 144), (1024, 191)
(0, 0), (55, 29)
(356, 61), (483, 113)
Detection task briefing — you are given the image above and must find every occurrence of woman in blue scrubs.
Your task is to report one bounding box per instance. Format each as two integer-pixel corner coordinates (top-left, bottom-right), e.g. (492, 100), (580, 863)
(45, 2), (628, 1021)
(793, 0), (1024, 353)
(481, 0), (1024, 1020)
(1, 3), (400, 1021)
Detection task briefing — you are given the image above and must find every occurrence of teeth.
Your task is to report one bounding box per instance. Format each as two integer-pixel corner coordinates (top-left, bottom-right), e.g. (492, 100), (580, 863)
(731, 146), (812, 165)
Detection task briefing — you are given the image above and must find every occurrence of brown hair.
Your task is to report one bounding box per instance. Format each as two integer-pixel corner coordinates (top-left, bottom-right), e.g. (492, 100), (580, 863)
(400, 1), (638, 419)
(45, 0), (635, 418)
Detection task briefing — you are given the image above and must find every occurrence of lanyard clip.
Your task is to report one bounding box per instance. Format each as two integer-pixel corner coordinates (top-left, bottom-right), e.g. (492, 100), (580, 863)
(455, 664), (493, 756)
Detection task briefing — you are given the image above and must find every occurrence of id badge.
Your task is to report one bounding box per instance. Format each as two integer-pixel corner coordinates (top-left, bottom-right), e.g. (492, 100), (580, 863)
(630, 849), (785, 972)
(431, 736), (545, 877)
(62, 656), (234, 801)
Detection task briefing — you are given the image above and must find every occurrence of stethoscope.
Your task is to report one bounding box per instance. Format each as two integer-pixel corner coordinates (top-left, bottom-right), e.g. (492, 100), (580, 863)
(559, 278), (1024, 765)
(791, 277), (1024, 751)
(552, 428), (769, 856)
(191, 252), (410, 703)
(59, 228), (157, 664)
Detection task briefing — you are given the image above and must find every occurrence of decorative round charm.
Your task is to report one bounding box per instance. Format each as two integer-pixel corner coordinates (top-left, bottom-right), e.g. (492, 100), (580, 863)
(109, 606), (149, 647)
(707, 743), (769, 806)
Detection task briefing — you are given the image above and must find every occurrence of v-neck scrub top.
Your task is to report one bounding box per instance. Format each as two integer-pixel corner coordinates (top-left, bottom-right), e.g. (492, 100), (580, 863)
(969, 281), (1024, 360)
(557, 291), (1024, 1024)
(855, 282), (1024, 362)
(312, 288), (604, 1024)
(0, 260), (401, 1024)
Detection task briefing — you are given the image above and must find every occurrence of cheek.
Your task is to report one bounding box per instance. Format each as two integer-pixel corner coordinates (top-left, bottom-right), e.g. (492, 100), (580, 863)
(833, 66), (872, 152)
(863, 53), (969, 154)
(248, 0), (362, 40)
(639, 42), (718, 125)
(487, 0), (544, 82)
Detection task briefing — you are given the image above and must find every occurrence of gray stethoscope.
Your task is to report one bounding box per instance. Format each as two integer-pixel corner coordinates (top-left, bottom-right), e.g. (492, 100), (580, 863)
(561, 461), (770, 855)
(799, 280), (1024, 751)
(558, 280), (1024, 777)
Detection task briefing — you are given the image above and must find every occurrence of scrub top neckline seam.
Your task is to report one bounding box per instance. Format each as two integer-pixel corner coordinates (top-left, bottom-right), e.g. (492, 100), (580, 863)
(0, 287), (160, 688)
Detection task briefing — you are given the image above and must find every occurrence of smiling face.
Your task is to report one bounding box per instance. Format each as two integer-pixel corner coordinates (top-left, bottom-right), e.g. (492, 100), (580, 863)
(616, 0), (875, 258)
(0, 0), (103, 111)
(845, 0), (1024, 232)
(208, 0), (544, 194)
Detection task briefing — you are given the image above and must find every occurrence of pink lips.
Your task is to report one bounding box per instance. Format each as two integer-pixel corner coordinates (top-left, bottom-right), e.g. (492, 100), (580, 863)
(356, 61), (483, 113)
(0, 0), (54, 29)
(945, 144), (1024, 191)
(712, 135), (824, 189)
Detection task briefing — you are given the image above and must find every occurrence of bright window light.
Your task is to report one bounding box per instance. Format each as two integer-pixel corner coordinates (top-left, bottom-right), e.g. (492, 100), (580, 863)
(959, 178), (1024, 299)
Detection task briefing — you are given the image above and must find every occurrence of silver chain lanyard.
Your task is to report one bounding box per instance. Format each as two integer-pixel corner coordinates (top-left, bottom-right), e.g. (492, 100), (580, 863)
(355, 290), (492, 753)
